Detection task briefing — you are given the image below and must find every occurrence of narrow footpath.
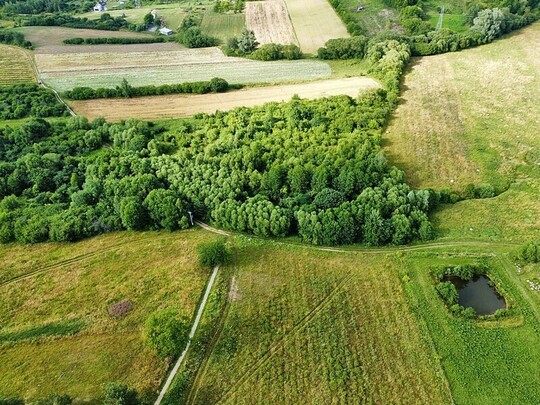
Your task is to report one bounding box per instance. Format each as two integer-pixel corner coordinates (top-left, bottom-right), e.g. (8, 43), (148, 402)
(154, 264), (220, 405)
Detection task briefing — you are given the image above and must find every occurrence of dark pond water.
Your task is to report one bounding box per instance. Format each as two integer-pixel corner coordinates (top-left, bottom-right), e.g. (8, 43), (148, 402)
(446, 275), (506, 315)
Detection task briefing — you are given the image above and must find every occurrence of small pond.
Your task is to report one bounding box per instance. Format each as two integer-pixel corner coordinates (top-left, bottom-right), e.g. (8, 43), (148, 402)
(445, 275), (506, 315)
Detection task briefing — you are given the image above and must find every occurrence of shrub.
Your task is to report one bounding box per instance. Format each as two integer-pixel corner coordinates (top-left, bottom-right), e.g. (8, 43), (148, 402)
(436, 281), (459, 306)
(313, 188), (345, 209)
(317, 36), (367, 60)
(103, 382), (139, 405)
(34, 395), (72, 405)
(144, 308), (189, 358)
(0, 399), (24, 405)
(181, 26), (218, 48)
(517, 240), (540, 263)
(197, 240), (232, 267)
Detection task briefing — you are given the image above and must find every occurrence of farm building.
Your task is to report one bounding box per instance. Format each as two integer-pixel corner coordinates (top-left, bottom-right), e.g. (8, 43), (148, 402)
(159, 27), (174, 36)
(93, 1), (107, 12)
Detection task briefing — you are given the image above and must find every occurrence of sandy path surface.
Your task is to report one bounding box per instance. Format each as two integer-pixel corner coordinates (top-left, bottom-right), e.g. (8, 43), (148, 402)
(71, 77), (380, 121)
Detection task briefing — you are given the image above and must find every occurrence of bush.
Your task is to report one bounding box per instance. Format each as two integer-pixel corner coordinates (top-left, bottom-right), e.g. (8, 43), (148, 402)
(436, 281), (459, 305)
(249, 43), (302, 61)
(181, 26), (218, 48)
(517, 240), (540, 263)
(144, 308), (189, 358)
(0, 399), (24, 405)
(317, 36), (367, 59)
(197, 240), (232, 267)
(34, 395), (72, 405)
(103, 382), (139, 405)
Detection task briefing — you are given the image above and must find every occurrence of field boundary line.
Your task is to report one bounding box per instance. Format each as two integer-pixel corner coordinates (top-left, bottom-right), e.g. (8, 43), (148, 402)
(186, 274), (235, 404)
(155, 264), (221, 405)
(216, 272), (354, 403)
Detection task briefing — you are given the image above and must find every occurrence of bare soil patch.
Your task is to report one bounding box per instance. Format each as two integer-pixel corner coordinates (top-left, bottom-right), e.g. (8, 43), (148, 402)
(70, 77), (380, 121)
(246, 0), (298, 45)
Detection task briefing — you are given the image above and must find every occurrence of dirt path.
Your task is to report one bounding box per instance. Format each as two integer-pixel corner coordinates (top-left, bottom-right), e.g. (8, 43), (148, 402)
(70, 77), (380, 121)
(154, 264), (221, 405)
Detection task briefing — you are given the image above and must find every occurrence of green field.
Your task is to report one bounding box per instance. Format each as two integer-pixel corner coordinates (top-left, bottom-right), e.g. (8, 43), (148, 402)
(0, 45), (35, 86)
(200, 10), (245, 43)
(384, 22), (540, 242)
(0, 229), (219, 401)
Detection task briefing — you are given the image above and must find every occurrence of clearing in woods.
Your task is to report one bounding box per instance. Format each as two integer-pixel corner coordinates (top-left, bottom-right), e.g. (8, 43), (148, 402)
(69, 77), (381, 121)
(0, 229), (219, 401)
(0, 45), (35, 86)
(245, 0), (298, 45)
(35, 46), (332, 91)
(282, 0), (350, 54)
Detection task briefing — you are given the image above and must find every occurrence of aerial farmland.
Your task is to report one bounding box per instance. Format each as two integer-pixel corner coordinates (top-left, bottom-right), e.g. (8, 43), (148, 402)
(0, 0), (539, 403)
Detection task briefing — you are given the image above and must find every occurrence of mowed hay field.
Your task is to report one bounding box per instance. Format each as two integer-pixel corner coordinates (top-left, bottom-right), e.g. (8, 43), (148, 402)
(383, 23), (540, 242)
(246, 0), (298, 46)
(35, 45), (332, 91)
(17, 26), (154, 50)
(0, 45), (35, 86)
(283, 0), (350, 54)
(0, 229), (219, 401)
(70, 77), (380, 121)
(164, 241), (452, 404)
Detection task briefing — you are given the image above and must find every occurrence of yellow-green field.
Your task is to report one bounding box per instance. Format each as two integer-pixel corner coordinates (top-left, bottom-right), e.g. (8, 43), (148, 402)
(384, 23), (540, 242)
(0, 45), (35, 86)
(0, 229), (219, 401)
(200, 10), (245, 43)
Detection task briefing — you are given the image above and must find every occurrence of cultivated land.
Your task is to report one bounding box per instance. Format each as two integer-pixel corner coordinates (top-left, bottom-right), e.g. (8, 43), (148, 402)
(245, 0), (298, 45)
(35, 45), (332, 91)
(384, 22), (540, 242)
(0, 45), (35, 86)
(69, 77), (380, 121)
(17, 26), (154, 50)
(200, 11), (245, 43)
(0, 229), (219, 400)
(164, 239), (453, 404)
(282, 0), (350, 54)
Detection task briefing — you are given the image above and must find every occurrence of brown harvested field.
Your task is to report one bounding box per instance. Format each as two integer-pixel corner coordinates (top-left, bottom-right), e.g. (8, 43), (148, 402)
(0, 45), (36, 86)
(246, 0), (298, 46)
(384, 22), (540, 192)
(283, 0), (350, 54)
(70, 77), (380, 121)
(16, 26), (153, 51)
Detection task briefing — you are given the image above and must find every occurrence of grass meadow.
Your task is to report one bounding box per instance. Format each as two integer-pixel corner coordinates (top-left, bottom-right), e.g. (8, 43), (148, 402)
(0, 45), (35, 86)
(200, 11), (245, 43)
(163, 238), (453, 404)
(384, 22), (540, 242)
(0, 229), (219, 401)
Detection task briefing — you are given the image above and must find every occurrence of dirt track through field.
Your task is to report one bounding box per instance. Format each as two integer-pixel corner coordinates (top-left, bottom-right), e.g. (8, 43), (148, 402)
(246, 0), (298, 45)
(283, 0), (350, 54)
(70, 77), (380, 121)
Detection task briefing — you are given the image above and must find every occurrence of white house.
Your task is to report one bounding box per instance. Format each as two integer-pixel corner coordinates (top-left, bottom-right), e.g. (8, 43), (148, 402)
(93, 1), (107, 12)
(159, 27), (174, 36)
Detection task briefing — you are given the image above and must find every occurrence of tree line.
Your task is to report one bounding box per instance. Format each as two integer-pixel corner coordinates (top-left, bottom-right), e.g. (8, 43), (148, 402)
(0, 28), (32, 48)
(63, 77), (233, 100)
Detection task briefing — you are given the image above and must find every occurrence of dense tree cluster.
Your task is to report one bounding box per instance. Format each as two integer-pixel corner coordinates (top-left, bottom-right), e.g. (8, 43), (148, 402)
(317, 36), (368, 60)
(213, 0), (244, 13)
(1, 0), (91, 15)
(0, 29), (32, 48)
(0, 87), (437, 246)
(249, 43), (302, 61)
(63, 78), (232, 100)
(0, 84), (67, 120)
(517, 240), (540, 263)
(178, 13), (219, 48)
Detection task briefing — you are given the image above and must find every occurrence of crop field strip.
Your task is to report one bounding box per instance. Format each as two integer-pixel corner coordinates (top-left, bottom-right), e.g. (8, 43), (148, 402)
(245, 0), (298, 46)
(200, 11), (246, 43)
(34, 46), (332, 91)
(69, 77), (380, 121)
(183, 243), (452, 404)
(0, 45), (35, 86)
(282, 0), (350, 54)
(0, 229), (219, 399)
